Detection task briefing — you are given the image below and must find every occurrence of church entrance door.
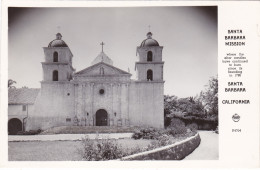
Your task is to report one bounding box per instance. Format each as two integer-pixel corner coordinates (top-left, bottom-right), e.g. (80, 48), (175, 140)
(96, 109), (108, 126)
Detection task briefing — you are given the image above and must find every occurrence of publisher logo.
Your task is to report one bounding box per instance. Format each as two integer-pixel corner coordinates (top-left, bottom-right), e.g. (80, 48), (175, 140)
(232, 113), (240, 122)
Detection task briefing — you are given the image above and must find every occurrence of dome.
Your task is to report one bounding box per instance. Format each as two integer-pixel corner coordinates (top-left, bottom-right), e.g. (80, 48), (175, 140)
(48, 33), (68, 47)
(140, 32), (159, 47)
(91, 52), (113, 66)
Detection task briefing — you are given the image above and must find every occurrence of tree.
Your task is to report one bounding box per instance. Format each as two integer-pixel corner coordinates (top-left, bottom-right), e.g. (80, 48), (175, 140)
(164, 95), (179, 127)
(163, 75), (218, 128)
(8, 79), (16, 88)
(177, 97), (205, 116)
(200, 75), (218, 117)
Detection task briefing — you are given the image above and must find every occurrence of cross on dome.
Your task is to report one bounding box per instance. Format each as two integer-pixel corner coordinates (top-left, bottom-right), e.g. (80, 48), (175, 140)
(100, 42), (105, 52)
(91, 42), (113, 66)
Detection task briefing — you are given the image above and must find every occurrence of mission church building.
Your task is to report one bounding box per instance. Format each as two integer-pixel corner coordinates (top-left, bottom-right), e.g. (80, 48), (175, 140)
(9, 32), (165, 132)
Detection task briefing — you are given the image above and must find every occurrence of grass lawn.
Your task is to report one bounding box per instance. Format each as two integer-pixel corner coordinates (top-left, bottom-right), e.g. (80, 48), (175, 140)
(9, 139), (152, 161)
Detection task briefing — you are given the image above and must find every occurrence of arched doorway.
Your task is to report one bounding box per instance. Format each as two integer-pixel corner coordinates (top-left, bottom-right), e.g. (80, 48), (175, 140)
(96, 109), (108, 126)
(8, 118), (22, 135)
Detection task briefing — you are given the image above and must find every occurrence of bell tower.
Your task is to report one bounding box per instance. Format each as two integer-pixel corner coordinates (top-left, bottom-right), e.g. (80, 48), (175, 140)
(42, 33), (75, 82)
(135, 32), (164, 82)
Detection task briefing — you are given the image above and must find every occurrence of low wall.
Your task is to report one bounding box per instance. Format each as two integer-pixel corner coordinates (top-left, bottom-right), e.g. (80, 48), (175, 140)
(121, 133), (201, 160)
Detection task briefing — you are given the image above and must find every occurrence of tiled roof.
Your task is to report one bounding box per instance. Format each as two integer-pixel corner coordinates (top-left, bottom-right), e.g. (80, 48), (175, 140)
(8, 88), (40, 105)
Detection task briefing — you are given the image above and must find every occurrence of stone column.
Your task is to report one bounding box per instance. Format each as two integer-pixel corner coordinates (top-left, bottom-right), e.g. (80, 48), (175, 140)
(110, 83), (114, 126)
(74, 83), (77, 117)
(91, 83), (95, 126)
(117, 83), (122, 126)
(73, 83), (79, 126)
(126, 83), (130, 126)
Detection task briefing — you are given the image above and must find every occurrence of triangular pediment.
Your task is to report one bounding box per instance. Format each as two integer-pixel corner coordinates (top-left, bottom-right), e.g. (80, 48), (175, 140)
(74, 62), (131, 77)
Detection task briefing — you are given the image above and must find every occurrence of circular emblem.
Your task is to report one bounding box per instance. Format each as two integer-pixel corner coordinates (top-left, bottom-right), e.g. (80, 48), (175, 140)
(232, 113), (240, 122)
(99, 89), (105, 95)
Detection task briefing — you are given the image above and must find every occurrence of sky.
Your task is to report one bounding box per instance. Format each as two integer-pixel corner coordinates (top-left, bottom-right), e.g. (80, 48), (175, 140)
(8, 6), (217, 98)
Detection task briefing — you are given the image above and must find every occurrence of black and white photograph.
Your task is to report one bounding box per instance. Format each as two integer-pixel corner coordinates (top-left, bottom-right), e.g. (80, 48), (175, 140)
(7, 6), (219, 161)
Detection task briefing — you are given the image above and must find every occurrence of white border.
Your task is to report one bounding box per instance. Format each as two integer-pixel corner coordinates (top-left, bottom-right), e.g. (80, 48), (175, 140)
(1, 0), (260, 168)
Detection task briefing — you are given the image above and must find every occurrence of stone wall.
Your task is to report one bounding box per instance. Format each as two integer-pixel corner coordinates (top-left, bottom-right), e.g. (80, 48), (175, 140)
(121, 133), (201, 160)
(27, 82), (75, 130)
(129, 81), (164, 128)
(8, 104), (34, 123)
(137, 46), (163, 62)
(28, 72), (164, 130)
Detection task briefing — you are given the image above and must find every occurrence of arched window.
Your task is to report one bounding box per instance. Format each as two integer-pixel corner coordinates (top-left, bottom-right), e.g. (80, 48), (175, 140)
(53, 70), (58, 81)
(53, 52), (58, 62)
(147, 51), (153, 61)
(147, 69), (153, 81)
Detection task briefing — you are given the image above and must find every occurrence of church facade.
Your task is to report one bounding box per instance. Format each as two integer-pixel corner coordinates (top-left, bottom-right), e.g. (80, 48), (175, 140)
(25, 32), (165, 130)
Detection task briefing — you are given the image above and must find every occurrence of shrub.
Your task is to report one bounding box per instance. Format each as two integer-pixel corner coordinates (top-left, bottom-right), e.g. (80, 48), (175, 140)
(168, 126), (187, 136)
(132, 128), (155, 139)
(170, 118), (185, 127)
(81, 136), (126, 161)
(167, 118), (187, 136)
(132, 130), (142, 139)
(132, 125), (188, 140)
(17, 129), (42, 135)
(132, 128), (171, 140)
(186, 123), (198, 132)
(156, 134), (174, 146)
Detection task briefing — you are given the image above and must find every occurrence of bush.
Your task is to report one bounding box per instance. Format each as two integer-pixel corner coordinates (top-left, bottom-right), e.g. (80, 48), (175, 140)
(167, 118), (187, 136)
(131, 130), (142, 139)
(81, 136), (126, 161)
(186, 123), (198, 132)
(156, 134), (174, 147)
(132, 124), (188, 140)
(170, 118), (185, 127)
(132, 128), (157, 140)
(132, 128), (172, 140)
(17, 129), (42, 135)
(168, 126), (187, 136)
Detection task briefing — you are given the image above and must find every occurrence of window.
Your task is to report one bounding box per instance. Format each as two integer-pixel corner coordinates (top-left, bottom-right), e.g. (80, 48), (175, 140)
(147, 69), (153, 81)
(22, 105), (26, 111)
(53, 52), (58, 62)
(147, 51), (153, 61)
(99, 89), (105, 95)
(66, 118), (71, 122)
(53, 70), (58, 81)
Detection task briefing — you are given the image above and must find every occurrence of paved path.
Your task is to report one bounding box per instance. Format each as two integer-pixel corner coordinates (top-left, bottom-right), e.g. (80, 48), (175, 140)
(184, 131), (219, 160)
(8, 133), (133, 142)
